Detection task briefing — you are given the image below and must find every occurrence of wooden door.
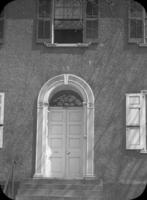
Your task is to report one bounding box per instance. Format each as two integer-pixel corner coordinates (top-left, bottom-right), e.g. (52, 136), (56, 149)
(66, 108), (83, 178)
(48, 108), (66, 178)
(48, 107), (83, 179)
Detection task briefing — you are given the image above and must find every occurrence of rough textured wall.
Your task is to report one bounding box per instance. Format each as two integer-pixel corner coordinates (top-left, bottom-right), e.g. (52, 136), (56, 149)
(0, 0), (147, 199)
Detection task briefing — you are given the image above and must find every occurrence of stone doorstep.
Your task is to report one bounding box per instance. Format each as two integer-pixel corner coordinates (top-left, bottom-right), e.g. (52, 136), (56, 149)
(21, 178), (102, 185)
(16, 196), (88, 200)
(16, 179), (103, 200)
(16, 195), (103, 200)
(18, 183), (103, 191)
(16, 188), (102, 196)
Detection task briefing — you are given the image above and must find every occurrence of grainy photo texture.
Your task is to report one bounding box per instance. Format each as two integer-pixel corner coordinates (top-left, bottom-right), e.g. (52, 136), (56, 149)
(0, 0), (147, 200)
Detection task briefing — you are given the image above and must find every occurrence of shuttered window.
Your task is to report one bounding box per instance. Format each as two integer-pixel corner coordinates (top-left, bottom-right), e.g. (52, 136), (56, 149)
(37, 0), (99, 44)
(0, 11), (4, 43)
(84, 0), (99, 43)
(128, 0), (147, 44)
(0, 93), (5, 148)
(37, 0), (52, 42)
(126, 93), (146, 152)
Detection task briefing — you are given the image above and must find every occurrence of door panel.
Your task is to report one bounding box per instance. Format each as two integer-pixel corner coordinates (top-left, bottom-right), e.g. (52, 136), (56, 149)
(66, 109), (83, 178)
(48, 109), (66, 178)
(48, 108), (83, 179)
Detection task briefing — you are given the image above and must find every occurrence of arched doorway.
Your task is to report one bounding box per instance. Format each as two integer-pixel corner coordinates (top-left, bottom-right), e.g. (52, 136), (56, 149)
(34, 74), (95, 179)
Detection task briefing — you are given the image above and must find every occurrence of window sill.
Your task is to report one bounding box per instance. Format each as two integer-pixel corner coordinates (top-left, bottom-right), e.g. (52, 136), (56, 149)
(140, 149), (147, 154)
(139, 43), (147, 47)
(43, 42), (91, 48)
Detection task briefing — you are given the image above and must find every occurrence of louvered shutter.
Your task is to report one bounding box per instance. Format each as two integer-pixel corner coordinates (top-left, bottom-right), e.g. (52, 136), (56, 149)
(0, 93), (4, 148)
(128, 0), (143, 43)
(84, 0), (99, 43)
(37, 0), (52, 42)
(0, 11), (4, 43)
(126, 94), (146, 150)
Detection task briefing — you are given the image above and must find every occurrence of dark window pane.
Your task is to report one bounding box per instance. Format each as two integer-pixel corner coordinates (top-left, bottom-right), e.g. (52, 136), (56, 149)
(86, 0), (98, 18)
(130, 19), (143, 38)
(38, 20), (51, 39)
(130, 0), (142, 18)
(0, 20), (4, 39)
(39, 0), (51, 18)
(86, 20), (98, 39)
(54, 29), (83, 43)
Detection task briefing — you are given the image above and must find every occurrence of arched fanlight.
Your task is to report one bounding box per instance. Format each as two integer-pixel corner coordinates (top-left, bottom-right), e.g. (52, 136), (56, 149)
(49, 90), (83, 107)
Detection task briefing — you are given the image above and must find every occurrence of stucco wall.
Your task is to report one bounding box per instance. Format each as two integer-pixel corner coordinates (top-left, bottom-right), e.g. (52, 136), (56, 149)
(0, 0), (147, 199)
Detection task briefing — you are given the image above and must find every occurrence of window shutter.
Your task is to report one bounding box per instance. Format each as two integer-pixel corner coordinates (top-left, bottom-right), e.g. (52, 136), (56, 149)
(128, 0), (143, 43)
(126, 93), (145, 150)
(37, 0), (52, 42)
(84, 0), (99, 43)
(0, 93), (4, 148)
(0, 11), (4, 43)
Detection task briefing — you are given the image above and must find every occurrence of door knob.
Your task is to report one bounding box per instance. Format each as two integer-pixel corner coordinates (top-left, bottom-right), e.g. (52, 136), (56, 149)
(67, 152), (71, 155)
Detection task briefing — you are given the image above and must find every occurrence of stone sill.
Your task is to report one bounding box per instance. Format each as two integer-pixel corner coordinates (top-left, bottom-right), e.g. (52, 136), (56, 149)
(140, 149), (147, 154)
(139, 43), (147, 47)
(43, 42), (91, 48)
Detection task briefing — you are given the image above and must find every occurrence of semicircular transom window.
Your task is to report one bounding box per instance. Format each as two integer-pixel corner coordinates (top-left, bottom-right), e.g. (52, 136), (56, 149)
(49, 90), (83, 107)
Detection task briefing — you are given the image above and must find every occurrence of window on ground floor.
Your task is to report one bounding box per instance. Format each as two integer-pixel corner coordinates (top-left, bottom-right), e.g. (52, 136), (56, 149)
(37, 0), (99, 45)
(126, 91), (147, 153)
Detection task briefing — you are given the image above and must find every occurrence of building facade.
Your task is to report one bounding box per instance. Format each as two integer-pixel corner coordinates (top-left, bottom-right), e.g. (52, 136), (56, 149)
(0, 0), (147, 199)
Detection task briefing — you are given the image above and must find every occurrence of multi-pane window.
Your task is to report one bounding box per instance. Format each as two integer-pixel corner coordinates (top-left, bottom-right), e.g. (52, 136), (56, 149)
(0, 11), (4, 43)
(128, 0), (147, 44)
(0, 93), (5, 148)
(37, 0), (99, 44)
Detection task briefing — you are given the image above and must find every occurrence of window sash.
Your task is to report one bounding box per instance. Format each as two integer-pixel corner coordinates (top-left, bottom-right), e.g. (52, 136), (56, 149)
(37, 0), (99, 44)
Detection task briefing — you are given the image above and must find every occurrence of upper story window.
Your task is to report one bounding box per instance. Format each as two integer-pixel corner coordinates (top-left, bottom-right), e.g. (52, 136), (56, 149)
(128, 0), (147, 46)
(37, 0), (99, 46)
(0, 11), (4, 43)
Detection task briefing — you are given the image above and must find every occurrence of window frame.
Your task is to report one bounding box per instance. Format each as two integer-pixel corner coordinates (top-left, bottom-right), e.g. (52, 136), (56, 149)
(36, 0), (99, 46)
(128, 0), (147, 46)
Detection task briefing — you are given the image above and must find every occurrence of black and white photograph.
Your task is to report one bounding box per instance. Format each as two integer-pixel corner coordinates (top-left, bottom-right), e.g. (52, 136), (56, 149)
(0, 0), (147, 199)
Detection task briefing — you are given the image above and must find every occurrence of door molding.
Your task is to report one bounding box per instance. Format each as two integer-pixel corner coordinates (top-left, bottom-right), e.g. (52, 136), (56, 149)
(34, 74), (95, 179)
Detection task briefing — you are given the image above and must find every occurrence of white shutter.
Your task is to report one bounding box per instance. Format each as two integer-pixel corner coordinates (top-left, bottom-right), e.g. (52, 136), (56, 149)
(0, 93), (4, 148)
(126, 93), (146, 150)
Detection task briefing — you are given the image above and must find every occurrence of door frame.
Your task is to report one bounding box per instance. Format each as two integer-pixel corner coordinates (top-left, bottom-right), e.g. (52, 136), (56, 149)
(34, 74), (95, 179)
